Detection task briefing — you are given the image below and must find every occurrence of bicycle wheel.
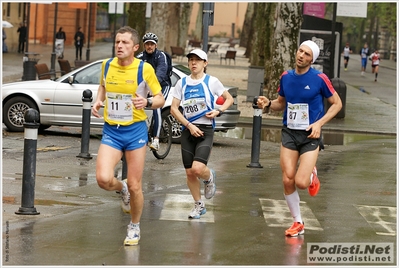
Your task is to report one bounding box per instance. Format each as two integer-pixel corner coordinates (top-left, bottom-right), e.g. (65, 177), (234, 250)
(152, 115), (172, 159)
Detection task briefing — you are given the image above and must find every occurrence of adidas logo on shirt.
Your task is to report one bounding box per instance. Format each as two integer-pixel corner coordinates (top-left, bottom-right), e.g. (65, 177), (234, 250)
(304, 85), (310, 90)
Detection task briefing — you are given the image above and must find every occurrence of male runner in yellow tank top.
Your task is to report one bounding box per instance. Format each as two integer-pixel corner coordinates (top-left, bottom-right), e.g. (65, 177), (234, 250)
(92, 26), (164, 246)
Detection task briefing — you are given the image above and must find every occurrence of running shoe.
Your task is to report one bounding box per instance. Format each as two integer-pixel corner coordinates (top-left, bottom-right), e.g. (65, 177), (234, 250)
(308, 167), (320, 197)
(124, 224), (140, 246)
(121, 179), (131, 214)
(188, 202), (206, 219)
(149, 138), (159, 151)
(285, 222), (305, 237)
(204, 169), (216, 199)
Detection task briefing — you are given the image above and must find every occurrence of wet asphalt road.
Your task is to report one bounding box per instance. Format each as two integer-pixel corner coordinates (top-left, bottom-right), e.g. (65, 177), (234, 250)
(2, 125), (396, 266)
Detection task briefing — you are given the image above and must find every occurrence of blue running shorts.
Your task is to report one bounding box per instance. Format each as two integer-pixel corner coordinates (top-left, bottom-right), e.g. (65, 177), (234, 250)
(101, 121), (148, 151)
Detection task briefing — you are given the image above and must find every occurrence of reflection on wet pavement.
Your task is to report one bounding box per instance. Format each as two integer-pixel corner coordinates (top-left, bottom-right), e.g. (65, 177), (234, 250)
(215, 126), (395, 146)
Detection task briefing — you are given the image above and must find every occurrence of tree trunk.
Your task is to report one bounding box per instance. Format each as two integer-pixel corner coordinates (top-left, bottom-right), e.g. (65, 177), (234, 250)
(240, 3), (255, 57)
(178, 3), (193, 48)
(149, 3), (169, 52)
(264, 3), (303, 99)
(250, 3), (275, 66)
(366, 3), (376, 48)
(192, 3), (203, 41)
(127, 3), (146, 53)
(148, 3), (192, 54)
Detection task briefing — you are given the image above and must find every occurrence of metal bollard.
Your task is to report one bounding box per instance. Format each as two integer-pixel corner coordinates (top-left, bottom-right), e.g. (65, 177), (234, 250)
(247, 96), (263, 168)
(77, 89), (93, 159)
(15, 108), (40, 215)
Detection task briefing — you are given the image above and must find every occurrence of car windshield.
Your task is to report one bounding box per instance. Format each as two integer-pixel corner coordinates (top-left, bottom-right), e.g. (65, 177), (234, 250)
(56, 61), (102, 84)
(73, 62), (102, 84)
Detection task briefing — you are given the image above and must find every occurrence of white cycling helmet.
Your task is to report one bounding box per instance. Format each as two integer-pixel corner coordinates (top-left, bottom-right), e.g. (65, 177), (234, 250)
(143, 32), (158, 44)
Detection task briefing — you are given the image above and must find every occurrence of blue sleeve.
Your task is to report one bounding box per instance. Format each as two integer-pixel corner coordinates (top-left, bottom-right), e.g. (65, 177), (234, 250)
(155, 51), (169, 83)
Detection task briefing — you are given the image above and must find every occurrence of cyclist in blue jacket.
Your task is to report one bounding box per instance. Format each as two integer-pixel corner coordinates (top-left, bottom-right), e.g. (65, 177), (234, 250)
(136, 32), (171, 151)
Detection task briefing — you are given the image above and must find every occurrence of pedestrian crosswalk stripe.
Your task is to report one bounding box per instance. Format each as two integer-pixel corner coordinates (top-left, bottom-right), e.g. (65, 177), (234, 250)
(355, 205), (396, 236)
(259, 198), (323, 231)
(159, 194), (215, 223)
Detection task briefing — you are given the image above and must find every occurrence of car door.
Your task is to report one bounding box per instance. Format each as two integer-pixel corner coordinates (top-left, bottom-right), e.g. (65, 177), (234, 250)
(52, 61), (104, 127)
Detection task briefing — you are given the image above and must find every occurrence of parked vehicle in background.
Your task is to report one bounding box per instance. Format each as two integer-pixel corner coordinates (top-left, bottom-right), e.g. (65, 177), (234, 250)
(2, 60), (241, 143)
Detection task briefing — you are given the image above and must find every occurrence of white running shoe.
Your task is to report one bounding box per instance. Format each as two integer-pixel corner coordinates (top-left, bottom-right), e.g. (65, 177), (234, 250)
(149, 138), (159, 151)
(188, 202), (206, 219)
(124, 224), (140, 246)
(121, 179), (130, 214)
(204, 169), (216, 199)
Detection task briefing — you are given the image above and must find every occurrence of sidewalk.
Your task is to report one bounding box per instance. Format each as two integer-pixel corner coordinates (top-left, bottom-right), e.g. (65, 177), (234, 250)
(2, 42), (397, 135)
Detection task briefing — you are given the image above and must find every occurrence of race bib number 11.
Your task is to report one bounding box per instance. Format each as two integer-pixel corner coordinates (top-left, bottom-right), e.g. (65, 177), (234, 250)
(106, 92), (133, 122)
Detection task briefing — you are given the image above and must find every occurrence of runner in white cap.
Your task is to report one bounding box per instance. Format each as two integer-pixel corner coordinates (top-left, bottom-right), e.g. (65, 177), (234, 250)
(170, 48), (233, 219)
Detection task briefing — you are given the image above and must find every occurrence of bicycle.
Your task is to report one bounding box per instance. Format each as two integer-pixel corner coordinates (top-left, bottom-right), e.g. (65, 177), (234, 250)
(146, 108), (173, 159)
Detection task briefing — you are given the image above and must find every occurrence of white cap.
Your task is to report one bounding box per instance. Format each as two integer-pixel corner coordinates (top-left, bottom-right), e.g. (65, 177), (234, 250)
(300, 40), (320, 63)
(186, 49), (208, 61)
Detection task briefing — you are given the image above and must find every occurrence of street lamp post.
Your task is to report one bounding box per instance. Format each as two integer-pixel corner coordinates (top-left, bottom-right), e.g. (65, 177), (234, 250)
(111, 3), (117, 58)
(86, 3), (92, 61)
(50, 3), (58, 73)
(202, 2), (214, 52)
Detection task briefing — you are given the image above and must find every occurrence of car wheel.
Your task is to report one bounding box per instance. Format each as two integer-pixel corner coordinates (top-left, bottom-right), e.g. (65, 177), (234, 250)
(162, 109), (182, 144)
(3, 96), (39, 132)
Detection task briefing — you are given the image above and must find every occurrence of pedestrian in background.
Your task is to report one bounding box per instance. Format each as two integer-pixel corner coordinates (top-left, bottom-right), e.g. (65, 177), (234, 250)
(170, 49), (233, 219)
(256, 40), (342, 237)
(2, 29), (8, 53)
(55, 27), (66, 59)
(369, 49), (381, 82)
(359, 42), (370, 76)
(136, 32), (172, 151)
(91, 26), (164, 246)
(74, 26), (84, 60)
(17, 22), (27, 53)
(342, 42), (352, 71)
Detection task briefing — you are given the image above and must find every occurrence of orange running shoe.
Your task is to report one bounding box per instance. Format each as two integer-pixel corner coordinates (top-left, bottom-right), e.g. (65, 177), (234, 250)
(285, 222), (305, 237)
(308, 167), (320, 197)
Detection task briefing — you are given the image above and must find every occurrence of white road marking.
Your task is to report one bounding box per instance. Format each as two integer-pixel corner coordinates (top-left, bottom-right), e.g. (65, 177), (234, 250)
(259, 198), (323, 231)
(159, 194), (215, 223)
(355, 205), (396, 236)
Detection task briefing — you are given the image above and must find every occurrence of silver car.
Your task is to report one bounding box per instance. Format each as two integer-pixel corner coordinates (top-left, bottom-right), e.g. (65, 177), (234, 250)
(2, 59), (241, 142)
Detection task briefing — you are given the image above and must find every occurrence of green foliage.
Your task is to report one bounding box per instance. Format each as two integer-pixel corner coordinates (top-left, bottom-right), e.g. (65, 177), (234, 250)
(97, 3), (108, 10)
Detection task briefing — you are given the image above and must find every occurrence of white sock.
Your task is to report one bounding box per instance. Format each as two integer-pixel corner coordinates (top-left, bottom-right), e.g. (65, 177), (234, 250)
(203, 169), (213, 183)
(195, 200), (204, 207)
(310, 172), (313, 185)
(284, 190), (302, 223)
(129, 222), (140, 228)
(122, 181), (128, 193)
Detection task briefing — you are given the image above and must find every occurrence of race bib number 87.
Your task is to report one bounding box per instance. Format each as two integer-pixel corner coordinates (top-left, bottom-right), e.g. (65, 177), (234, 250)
(287, 102), (309, 130)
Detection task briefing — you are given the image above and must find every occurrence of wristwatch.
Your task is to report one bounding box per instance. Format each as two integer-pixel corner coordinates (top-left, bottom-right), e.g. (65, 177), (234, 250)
(216, 108), (223, 117)
(266, 100), (272, 108)
(146, 98), (153, 108)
